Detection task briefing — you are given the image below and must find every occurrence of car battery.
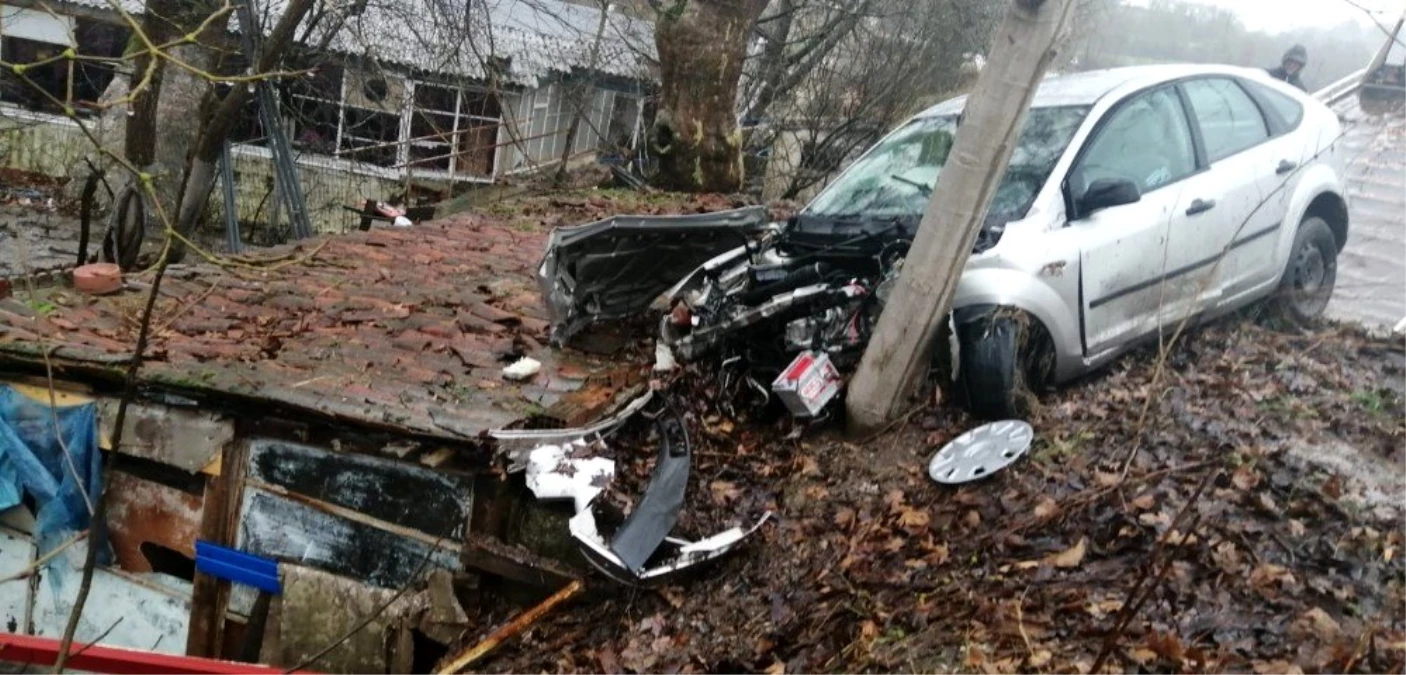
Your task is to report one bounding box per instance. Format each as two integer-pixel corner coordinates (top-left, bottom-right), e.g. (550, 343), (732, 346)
(771, 351), (843, 417)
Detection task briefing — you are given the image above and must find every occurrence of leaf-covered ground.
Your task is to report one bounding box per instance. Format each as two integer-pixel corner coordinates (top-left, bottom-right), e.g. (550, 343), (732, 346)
(482, 316), (1404, 674)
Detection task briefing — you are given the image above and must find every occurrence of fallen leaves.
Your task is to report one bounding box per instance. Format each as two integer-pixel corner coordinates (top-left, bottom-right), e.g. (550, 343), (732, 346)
(483, 317), (1406, 675)
(1047, 537), (1087, 569)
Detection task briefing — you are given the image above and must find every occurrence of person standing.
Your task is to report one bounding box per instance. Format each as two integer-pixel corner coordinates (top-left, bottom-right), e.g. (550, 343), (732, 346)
(1268, 45), (1309, 91)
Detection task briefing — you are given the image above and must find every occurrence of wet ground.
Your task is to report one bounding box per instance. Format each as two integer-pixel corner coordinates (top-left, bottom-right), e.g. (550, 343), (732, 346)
(0, 206), (85, 279)
(1328, 99), (1406, 330)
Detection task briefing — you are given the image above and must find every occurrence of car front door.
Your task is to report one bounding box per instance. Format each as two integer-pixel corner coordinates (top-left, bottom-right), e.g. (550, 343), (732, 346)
(1068, 85), (1202, 358)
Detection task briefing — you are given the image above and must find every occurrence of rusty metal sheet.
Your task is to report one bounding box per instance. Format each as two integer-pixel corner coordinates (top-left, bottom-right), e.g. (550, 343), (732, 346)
(106, 471), (204, 574)
(97, 399), (233, 473)
(236, 487), (460, 590)
(0, 527), (34, 634)
(245, 439), (473, 539)
(29, 544), (191, 655)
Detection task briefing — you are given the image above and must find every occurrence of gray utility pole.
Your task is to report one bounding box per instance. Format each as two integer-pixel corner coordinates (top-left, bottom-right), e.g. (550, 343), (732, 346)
(845, 0), (1077, 432)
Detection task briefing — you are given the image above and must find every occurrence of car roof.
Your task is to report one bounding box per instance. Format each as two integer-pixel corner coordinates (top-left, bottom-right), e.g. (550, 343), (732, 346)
(914, 64), (1274, 117)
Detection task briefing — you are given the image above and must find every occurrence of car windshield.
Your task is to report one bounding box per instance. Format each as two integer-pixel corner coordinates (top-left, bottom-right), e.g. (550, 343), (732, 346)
(804, 105), (1090, 223)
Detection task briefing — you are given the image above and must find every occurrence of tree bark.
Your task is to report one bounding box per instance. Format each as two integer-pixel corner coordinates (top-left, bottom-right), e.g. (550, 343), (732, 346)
(845, 0), (1076, 432)
(169, 0), (317, 260)
(650, 0), (767, 193)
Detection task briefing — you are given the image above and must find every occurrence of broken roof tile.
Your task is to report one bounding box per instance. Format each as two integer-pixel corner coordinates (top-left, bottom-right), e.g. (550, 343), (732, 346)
(0, 216), (643, 442)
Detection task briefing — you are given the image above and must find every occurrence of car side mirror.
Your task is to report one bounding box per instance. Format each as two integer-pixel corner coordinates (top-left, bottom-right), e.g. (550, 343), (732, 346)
(1077, 177), (1141, 216)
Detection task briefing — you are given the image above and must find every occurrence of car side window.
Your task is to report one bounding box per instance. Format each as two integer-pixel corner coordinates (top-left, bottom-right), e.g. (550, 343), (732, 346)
(1246, 80), (1305, 131)
(1182, 78), (1270, 161)
(1072, 86), (1196, 198)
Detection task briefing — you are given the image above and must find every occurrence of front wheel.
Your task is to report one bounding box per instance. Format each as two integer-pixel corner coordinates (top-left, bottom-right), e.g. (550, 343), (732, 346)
(956, 309), (1052, 420)
(1272, 216), (1338, 325)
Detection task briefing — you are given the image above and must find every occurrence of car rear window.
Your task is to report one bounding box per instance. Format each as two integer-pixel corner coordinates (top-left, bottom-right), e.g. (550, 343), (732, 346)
(1248, 81), (1305, 130)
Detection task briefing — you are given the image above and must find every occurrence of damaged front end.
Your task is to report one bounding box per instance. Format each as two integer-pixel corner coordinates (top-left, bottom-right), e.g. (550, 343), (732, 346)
(539, 207), (773, 346)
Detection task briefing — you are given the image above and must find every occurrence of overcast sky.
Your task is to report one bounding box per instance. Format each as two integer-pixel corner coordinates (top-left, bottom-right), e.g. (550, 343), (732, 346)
(1174, 0), (1403, 33)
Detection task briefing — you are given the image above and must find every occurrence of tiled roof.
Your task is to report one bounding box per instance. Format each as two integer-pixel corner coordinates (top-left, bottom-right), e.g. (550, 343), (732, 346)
(0, 216), (646, 442)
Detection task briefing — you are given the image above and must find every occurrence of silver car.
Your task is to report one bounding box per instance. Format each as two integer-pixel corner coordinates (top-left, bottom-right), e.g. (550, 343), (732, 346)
(543, 65), (1349, 419)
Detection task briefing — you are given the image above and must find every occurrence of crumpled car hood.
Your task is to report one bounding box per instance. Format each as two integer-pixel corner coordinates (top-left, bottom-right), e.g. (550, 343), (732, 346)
(539, 206), (771, 345)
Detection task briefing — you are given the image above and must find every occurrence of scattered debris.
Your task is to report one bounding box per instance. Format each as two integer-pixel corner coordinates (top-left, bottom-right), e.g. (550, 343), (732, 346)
(502, 356), (542, 381)
(72, 262), (122, 295)
(653, 342), (677, 372)
(927, 419), (1034, 484)
(771, 351), (842, 417)
(435, 579), (586, 674)
(510, 394), (769, 585)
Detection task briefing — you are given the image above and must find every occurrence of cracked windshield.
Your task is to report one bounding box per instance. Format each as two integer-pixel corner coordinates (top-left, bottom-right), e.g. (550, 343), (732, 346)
(806, 105), (1089, 224)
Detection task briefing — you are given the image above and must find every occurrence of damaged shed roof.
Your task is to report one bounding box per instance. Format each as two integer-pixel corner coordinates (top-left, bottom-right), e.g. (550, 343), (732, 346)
(62, 0), (655, 86)
(316, 0), (656, 86)
(0, 216), (645, 443)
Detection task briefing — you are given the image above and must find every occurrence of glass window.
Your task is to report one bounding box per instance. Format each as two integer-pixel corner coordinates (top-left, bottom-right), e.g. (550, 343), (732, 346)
(1246, 80), (1304, 131)
(1074, 86), (1196, 196)
(804, 105), (1089, 222)
(1183, 78), (1269, 161)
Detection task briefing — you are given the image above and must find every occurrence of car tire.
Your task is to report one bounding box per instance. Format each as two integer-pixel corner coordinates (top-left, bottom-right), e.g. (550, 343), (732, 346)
(957, 311), (1047, 420)
(1273, 216), (1338, 325)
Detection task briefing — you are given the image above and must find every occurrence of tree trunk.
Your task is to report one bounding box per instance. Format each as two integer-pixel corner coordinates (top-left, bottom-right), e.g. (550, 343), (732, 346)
(650, 0), (767, 193)
(169, 0), (317, 261)
(845, 0), (1076, 432)
(127, 2), (225, 219)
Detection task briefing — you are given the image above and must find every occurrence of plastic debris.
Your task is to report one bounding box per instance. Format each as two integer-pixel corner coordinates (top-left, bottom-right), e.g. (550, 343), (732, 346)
(502, 357), (542, 381)
(654, 342), (677, 372)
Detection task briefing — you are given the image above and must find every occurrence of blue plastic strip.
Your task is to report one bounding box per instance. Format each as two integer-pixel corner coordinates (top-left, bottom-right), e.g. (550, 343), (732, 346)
(195, 541), (281, 594)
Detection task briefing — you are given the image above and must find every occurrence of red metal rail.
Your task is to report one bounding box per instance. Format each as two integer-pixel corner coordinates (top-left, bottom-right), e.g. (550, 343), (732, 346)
(0, 632), (316, 674)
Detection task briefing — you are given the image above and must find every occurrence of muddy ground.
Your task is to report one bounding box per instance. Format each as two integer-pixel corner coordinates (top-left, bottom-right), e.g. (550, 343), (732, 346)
(474, 315), (1405, 674)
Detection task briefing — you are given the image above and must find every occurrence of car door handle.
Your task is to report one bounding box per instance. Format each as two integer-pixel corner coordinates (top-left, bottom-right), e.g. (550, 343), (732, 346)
(1276, 159), (1298, 175)
(1185, 199), (1216, 216)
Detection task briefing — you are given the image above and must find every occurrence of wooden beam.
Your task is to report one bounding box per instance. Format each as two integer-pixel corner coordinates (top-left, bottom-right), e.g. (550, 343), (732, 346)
(845, 0), (1077, 431)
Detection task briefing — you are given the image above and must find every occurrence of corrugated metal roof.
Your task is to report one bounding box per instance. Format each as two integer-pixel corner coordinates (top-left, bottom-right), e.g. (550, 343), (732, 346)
(59, 0), (654, 86)
(295, 0), (653, 85)
(1327, 97), (1405, 329)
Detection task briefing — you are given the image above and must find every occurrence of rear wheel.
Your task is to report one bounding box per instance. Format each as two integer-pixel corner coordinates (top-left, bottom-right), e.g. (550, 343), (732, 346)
(1272, 216), (1338, 325)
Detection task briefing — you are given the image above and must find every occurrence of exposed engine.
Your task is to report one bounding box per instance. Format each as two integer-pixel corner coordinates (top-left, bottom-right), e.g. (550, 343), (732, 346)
(659, 218), (910, 396)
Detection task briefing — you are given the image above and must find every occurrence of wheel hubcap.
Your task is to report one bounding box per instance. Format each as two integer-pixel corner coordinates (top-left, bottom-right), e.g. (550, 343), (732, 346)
(1289, 240), (1330, 314)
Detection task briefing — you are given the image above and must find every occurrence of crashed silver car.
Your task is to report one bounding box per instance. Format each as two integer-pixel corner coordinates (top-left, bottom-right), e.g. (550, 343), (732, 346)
(543, 65), (1349, 419)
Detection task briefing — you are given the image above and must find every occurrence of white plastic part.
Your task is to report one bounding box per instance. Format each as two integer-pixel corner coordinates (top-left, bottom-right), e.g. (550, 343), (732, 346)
(393, 215), (413, 227)
(654, 342), (677, 372)
(522, 439), (614, 512)
(502, 356), (542, 381)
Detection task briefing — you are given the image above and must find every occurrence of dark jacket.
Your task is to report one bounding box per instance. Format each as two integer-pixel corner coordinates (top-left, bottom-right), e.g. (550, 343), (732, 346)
(1267, 66), (1306, 91)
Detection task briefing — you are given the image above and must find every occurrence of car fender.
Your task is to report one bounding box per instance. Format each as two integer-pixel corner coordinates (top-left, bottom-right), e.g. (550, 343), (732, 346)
(951, 267), (1081, 380)
(1273, 163), (1346, 272)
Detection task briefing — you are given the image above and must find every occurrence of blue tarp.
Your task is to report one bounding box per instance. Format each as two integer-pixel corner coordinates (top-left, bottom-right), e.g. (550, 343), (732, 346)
(0, 383), (104, 567)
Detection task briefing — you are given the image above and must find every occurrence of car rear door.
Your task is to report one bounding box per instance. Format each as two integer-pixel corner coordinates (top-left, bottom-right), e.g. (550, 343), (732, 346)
(1068, 85), (1202, 357)
(1172, 77), (1277, 305)
(1234, 79), (1316, 291)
